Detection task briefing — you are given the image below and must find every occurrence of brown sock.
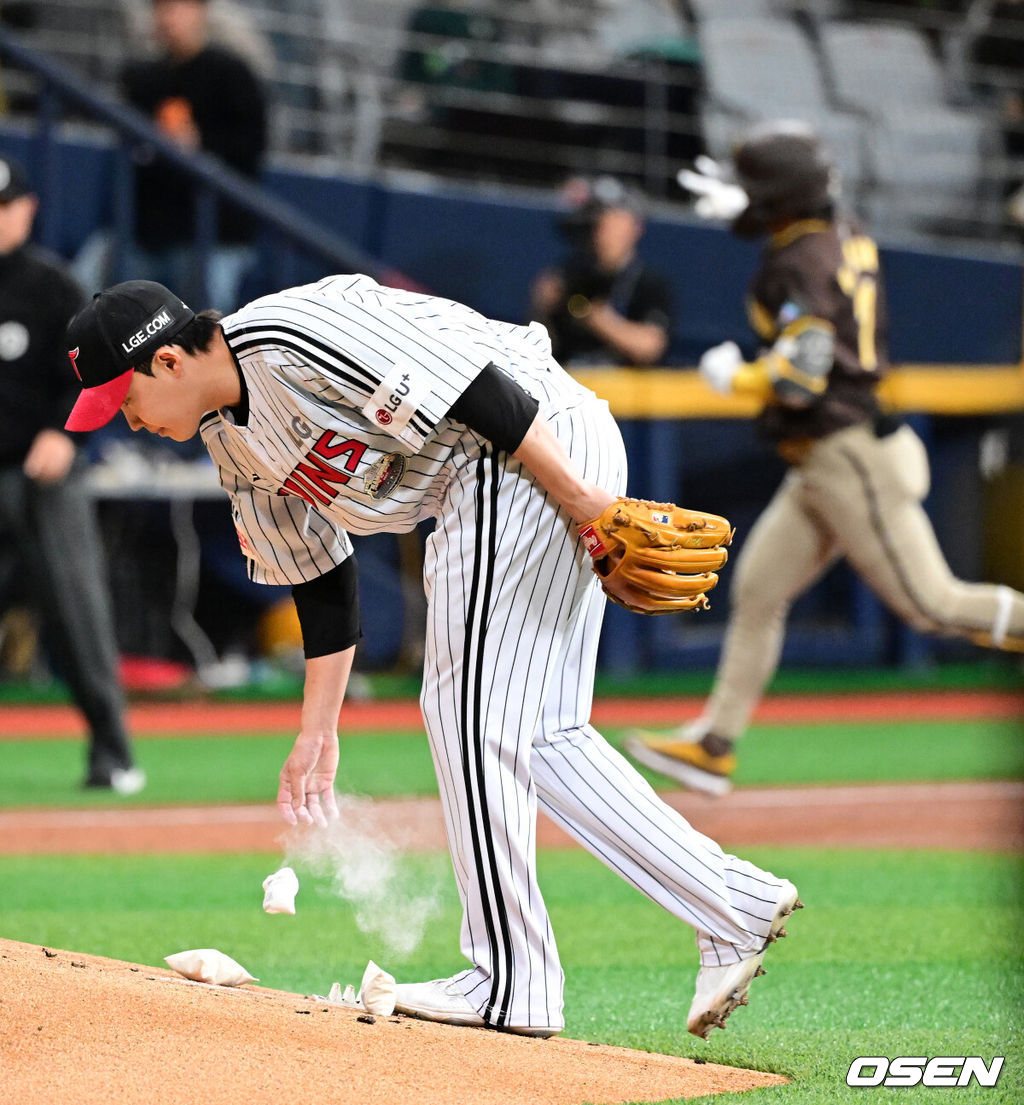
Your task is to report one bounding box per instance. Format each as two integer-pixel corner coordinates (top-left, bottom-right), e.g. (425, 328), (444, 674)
(699, 733), (734, 758)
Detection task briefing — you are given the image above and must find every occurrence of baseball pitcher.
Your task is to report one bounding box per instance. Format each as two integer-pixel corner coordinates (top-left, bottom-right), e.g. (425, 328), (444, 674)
(63, 275), (798, 1039)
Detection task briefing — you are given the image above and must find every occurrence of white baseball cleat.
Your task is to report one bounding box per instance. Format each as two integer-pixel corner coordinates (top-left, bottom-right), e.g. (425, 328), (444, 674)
(687, 955), (765, 1040)
(394, 977), (561, 1037)
(687, 879), (803, 1040)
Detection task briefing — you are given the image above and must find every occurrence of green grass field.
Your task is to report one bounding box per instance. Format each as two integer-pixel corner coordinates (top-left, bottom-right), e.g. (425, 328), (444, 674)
(2, 662), (1022, 1103)
(2, 715), (1023, 808)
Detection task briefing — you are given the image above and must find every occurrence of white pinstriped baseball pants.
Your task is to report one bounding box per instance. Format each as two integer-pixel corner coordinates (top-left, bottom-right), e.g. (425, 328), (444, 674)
(419, 397), (790, 1033)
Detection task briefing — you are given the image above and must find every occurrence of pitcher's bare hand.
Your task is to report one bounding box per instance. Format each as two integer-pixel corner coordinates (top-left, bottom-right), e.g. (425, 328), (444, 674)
(277, 730), (340, 827)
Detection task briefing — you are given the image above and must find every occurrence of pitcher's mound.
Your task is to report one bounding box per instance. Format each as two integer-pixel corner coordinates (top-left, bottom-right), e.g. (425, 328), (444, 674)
(2, 938), (786, 1104)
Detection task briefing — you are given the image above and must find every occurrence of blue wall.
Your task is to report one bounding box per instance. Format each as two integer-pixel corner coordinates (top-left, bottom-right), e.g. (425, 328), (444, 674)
(264, 167), (1024, 367)
(2, 126), (1021, 367)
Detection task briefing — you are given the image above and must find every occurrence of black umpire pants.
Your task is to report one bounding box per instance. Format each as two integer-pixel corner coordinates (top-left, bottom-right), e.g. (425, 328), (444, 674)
(0, 457), (134, 778)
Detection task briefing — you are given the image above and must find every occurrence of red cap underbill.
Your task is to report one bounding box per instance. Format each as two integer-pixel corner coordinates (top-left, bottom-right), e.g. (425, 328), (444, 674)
(65, 367), (135, 432)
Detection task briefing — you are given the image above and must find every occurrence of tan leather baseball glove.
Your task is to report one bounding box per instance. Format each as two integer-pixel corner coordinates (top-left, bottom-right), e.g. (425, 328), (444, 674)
(578, 497), (733, 614)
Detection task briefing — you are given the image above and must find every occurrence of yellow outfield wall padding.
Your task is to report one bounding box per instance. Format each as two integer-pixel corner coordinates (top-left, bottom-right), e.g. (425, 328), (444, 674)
(570, 365), (1024, 418)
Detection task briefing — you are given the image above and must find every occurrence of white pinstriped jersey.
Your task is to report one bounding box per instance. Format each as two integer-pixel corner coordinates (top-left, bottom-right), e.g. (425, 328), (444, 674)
(189, 273), (794, 1034)
(198, 274), (592, 586)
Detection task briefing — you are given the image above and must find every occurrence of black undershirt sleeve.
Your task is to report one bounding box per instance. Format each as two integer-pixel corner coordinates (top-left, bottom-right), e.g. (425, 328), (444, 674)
(447, 361), (540, 454)
(290, 557), (362, 660)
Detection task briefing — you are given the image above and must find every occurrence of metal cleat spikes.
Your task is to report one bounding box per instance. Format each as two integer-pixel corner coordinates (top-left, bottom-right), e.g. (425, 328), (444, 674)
(754, 965), (766, 977)
(777, 926), (788, 938)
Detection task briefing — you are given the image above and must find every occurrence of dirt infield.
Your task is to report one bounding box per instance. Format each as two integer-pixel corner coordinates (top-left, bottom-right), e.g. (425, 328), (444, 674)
(3, 686), (1022, 737)
(1, 780), (1022, 855)
(1, 939), (787, 1104)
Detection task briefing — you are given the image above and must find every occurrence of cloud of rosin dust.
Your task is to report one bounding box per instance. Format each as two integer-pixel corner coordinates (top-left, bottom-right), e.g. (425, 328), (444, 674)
(281, 794), (444, 960)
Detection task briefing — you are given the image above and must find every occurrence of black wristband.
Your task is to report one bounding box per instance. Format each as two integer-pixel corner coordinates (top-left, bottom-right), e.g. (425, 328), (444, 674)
(447, 361), (540, 454)
(291, 557), (362, 659)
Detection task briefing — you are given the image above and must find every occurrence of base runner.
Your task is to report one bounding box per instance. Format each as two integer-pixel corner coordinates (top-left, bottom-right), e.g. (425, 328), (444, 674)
(63, 274), (800, 1038)
(627, 120), (1024, 797)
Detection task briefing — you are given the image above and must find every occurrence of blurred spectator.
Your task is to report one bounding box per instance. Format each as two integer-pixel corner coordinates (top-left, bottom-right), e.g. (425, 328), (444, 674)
(0, 156), (143, 793)
(74, 0), (268, 313)
(529, 176), (674, 367)
(122, 0), (267, 311)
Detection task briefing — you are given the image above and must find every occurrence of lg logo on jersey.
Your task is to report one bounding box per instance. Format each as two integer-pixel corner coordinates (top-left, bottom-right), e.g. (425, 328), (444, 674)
(363, 367), (425, 435)
(383, 374), (411, 413)
(846, 1056), (1003, 1088)
(289, 415), (313, 442)
(374, 374), (411, 425)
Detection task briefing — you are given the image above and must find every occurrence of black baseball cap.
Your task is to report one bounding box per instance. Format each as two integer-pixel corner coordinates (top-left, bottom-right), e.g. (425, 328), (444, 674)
(0, 156), (33, 203)
(64, 280), (195, 431)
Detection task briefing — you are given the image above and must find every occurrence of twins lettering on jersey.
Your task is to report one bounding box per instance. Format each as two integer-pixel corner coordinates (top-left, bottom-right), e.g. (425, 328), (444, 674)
(278, 431), (365, 506)
(276, 429), (406, 507)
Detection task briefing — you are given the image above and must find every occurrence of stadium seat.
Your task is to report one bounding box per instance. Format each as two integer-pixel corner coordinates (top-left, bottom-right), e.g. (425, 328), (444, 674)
(818, 20), (998, 237)
(696, 18), (871, 202)
(688, 0), (782, 22)
(821, 20), (959, 117)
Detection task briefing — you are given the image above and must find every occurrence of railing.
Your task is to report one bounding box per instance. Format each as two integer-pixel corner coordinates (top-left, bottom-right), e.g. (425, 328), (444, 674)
(0, 25), (411, 305)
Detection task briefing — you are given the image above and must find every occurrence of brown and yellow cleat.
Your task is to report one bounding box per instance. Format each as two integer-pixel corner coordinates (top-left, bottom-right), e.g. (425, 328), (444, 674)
(624, 731), (736, 796)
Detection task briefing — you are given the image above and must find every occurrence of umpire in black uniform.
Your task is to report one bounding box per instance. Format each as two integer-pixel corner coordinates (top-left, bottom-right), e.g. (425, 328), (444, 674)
(0, 157), (143, 793)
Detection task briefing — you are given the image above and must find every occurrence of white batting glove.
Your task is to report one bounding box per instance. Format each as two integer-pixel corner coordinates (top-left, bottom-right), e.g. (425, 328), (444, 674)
(677, 158), (749, 222)
(699, 341), (743, 395)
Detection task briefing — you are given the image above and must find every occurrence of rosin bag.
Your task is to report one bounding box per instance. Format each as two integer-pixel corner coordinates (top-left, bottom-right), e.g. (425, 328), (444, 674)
(262, 866), (300, 915)
(358, 960), (397, 1016)
(164, 949), (258, 987)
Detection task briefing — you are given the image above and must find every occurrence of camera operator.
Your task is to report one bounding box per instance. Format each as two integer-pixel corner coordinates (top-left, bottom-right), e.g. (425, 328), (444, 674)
(529, 177), (674, 368)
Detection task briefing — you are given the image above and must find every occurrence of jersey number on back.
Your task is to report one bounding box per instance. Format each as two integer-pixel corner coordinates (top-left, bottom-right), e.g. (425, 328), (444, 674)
(836, 235), (880, 372)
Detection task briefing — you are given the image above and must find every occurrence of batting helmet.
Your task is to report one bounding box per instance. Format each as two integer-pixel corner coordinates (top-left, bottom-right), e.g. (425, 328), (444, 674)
(730, 120), (838, 238)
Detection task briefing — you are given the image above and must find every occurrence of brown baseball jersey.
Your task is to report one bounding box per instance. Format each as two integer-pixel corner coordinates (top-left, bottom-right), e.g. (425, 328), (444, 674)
(745, 217), (890, 444)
